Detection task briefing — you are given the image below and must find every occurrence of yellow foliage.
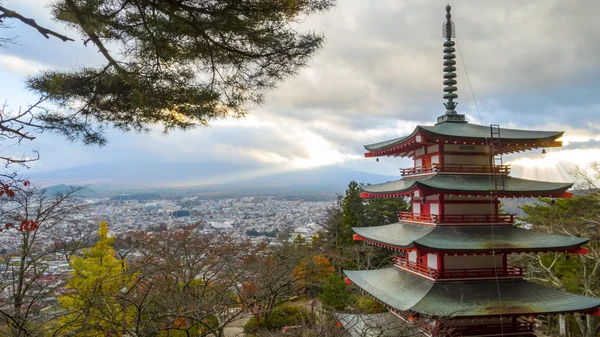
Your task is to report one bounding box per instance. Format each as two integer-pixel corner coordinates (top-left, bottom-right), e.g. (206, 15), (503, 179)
(293, 254), (334, 290)
(58, 221), (138, 336)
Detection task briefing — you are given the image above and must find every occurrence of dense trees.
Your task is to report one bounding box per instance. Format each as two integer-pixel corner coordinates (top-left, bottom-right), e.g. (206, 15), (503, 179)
(517, 162), (600, 337)
(320, 181), (408, 272)
(1, 0), (335, 145)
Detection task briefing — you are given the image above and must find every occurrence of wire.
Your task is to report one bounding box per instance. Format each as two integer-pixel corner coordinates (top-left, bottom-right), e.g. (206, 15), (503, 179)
(456, 38), (484, 126)
(456, 37), (506, 336)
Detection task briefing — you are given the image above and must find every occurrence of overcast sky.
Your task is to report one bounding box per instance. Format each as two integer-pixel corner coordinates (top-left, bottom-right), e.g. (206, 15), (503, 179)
(1, 0), (599, 184)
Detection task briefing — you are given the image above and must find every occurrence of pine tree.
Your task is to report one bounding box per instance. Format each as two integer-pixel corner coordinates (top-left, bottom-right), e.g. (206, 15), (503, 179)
(58, 221), (138, 336)
(0, 0), (335, 145)
(319, 275), (351, 311)
(339, 181), (365, 245)
(365, 197), (409, 227)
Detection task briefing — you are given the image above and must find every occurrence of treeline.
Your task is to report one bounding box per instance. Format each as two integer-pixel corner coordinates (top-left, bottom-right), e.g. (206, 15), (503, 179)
(246, 228), (279, 238)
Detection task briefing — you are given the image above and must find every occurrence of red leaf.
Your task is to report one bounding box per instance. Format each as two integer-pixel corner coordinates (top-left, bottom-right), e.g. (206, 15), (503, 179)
(23, 181), (30, 187)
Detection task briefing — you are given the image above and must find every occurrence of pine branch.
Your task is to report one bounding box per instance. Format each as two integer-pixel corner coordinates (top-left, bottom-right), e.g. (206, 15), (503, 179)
(0, 5), (74, 42)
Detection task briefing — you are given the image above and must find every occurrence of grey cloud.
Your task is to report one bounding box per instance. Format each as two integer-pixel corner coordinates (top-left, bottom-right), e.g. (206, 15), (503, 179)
(263, 0), (600, 132)
(5, 0), (600, 177)
(563, 139), (600, 151)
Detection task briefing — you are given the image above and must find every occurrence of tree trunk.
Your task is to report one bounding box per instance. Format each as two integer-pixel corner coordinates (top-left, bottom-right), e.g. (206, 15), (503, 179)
(559, 315), (567, 337)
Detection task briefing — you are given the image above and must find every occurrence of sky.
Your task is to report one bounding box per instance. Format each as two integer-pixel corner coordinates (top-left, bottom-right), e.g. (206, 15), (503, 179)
(0, 0), (599, 185)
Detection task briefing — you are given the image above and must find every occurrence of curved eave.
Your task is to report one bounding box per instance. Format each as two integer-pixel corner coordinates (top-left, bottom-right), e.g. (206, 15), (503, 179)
(363, 123), (564, 157)
(353, 223), (590, 254)
(364, 136), (421, 158)
(345, 268), (600, 318)
(364, 129), (418, 152)
(361, 175), (573, 199)
(352, 223), (434, 249)
(360, 177), (427, 199)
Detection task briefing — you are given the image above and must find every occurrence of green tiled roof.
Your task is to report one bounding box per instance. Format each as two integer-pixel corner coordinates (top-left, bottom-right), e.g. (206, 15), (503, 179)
(361, 175), (572, 196)
(365, 134), (414, 152)
(353, 223), (589, 252)
(364, 122), (563, 152)
(345, 268), (600, 317)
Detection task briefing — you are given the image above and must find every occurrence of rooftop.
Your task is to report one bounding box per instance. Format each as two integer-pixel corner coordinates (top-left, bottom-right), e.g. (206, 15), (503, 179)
(353, 222), (588, 253)
(360, 174), (572, 198)
(344, 268), (600, 317)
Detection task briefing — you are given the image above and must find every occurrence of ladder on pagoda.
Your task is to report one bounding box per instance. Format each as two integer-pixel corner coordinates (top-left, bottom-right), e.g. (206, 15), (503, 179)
(490, 124), (505, 194)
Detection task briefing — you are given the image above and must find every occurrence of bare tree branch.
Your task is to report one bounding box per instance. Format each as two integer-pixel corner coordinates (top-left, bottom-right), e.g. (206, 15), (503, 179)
(0, 5), (74, 42)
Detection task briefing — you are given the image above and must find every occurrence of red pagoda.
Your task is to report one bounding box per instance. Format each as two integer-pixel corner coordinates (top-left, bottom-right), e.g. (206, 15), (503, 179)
(344, 5), (600, 337)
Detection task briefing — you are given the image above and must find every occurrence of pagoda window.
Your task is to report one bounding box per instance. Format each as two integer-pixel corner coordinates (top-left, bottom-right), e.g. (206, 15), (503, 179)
(430, 203), (440, 216)
(427, 253), (438, 269)
(415, 147), (426, 157)
(408, 251), (418, 263)
(415, 157), (423, 167)
(412, 202), (421, 214)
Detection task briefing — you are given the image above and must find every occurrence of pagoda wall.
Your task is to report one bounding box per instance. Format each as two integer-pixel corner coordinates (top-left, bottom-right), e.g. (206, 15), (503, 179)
(442, 144), (491, 166)
(443, 195), (498, 216)
(444, 255), (503, 269)
(414, 145), (441, 168)
(412, 195), (440, 216)
(444, 203), (494, 215)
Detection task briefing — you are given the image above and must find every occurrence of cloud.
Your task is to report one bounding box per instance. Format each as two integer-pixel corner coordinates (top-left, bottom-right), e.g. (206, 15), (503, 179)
(3, 0), (600, 180)
(0, 55), (46, 76)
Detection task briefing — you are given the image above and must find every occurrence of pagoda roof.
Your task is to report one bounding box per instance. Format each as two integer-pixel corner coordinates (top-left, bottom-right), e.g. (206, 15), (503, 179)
(360, 174), (572, 198)
(352, 223), (588, 253)
(364, 122), (563, 157)
(344, 268), (600, 317)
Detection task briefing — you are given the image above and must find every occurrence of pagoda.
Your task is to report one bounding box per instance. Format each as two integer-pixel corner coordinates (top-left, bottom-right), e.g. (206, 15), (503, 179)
(343, 5), (600, 337)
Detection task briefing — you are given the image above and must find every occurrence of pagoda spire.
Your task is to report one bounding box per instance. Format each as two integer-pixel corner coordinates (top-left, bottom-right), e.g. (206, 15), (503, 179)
(437, 4), (466, 124)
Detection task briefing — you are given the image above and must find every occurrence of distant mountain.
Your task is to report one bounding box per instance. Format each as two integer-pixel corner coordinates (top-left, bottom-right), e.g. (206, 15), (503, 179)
(231, 166), (396, 194)
(29, 161), (396, 195)
(41, 184), (98, 196)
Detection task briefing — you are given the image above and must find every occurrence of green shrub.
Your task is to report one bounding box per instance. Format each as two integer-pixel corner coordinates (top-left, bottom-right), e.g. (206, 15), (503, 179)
(243, 306), (310, 333)
(356, 296), (378, 313)
(319, 275), (351, 311)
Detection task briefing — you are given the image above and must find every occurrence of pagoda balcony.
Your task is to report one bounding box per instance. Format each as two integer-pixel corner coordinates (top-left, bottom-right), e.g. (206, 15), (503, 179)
(393, 257), (524, 280)
(400, 163), (510, 176)
(398, 212), (515, 224)
(448, 321), (533, 336)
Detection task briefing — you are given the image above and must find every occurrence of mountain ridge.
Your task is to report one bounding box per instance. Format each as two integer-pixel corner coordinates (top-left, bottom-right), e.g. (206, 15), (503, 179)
(28, 161), (397, 194)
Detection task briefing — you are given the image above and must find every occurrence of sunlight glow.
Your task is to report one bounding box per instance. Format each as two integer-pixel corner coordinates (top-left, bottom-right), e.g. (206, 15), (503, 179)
(507, 148), (600, 183)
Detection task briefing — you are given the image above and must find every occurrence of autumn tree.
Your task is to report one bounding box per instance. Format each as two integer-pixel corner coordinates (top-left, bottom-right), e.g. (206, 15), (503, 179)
(1, 0), (335, 145)
(293, 254), (334, 297)
(0, 185), (92, 337)
(57, 221), (138, 336)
